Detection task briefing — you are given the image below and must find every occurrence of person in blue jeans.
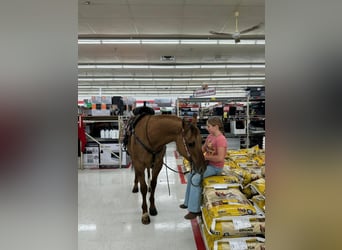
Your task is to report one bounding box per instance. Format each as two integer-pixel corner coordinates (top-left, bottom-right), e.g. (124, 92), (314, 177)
(180, 117), (227, 219)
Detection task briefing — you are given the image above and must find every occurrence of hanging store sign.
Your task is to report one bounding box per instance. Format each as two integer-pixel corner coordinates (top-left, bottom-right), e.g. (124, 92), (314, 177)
(194, 87), (216, 97)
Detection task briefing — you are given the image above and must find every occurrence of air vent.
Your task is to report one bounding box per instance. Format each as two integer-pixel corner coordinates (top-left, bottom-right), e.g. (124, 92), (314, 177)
(160, 56), (175, 61)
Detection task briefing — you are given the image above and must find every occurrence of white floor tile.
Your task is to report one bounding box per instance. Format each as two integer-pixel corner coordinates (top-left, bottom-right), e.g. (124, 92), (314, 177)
(78, 143), (197, 250)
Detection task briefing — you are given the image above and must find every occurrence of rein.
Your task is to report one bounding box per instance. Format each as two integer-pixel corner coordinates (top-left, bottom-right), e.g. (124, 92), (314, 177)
(162, 162), (189, 175)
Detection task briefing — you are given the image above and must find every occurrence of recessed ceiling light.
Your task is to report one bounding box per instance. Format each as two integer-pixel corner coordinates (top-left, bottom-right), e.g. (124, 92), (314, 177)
(83, 1), (91, 5)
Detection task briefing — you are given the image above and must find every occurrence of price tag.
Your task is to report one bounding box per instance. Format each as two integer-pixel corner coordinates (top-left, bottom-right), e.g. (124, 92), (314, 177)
(228, 239), (248, 250)
(232, 217), (252, 230)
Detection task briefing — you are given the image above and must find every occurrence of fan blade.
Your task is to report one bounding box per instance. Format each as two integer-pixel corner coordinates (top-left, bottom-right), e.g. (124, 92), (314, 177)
(239, 22), (263, 34)
(209, 30), (234, 36)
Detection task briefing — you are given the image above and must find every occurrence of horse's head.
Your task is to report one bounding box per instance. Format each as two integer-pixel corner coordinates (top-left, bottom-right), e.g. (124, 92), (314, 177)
(178, 119), (207, 174)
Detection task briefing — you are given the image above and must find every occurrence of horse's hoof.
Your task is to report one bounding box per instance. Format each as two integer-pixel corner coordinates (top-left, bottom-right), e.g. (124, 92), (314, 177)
(141, 213), (150, 224)
(132, 186), (139, 193)
(149, 207), (158, 216)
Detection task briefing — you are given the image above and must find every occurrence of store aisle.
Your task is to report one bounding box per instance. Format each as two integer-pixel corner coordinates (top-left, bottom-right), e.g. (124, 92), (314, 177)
(78, 143), (203, 250)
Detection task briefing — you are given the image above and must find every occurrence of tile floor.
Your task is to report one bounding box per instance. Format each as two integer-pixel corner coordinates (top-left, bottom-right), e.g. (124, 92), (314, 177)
(78, 142), (204, 250)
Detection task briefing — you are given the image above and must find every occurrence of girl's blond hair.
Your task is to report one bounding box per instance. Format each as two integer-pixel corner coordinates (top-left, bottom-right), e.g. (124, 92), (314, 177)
(207, 116), (225, 134)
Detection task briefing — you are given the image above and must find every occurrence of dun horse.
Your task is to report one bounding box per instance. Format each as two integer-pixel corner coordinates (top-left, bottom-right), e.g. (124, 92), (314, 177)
(126, 114), (206, 224)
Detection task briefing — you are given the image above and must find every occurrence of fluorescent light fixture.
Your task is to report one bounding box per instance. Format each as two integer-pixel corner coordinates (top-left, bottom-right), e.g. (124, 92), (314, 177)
(78, 76), (265, 81)
(122, 65), (148, 69)
(78, 63), (265, 69)
(149, 65), (176, 69)
(97, 65), (123, 69)
(78, 40), (101, 44)
(251, 65), (265, 68)
(101, 39), (140, 44)
(201, 65), (226, 69)
(78, 224), (97, 231)
(218, 40), (236, 45)
(78, 38), (265, 45)
(227, 65), (251, 68)
(142, 39), (179, 44)
(180, 39), (218, 45)
(78, 65), (97, 69)
(175, 65), (201, 69)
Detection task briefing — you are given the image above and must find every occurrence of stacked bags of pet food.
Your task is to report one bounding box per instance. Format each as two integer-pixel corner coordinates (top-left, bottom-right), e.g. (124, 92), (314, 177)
(200, 145), (265, 250)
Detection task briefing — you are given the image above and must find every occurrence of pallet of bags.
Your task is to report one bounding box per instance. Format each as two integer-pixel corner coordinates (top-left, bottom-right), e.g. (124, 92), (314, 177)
(225, 145), (265, 178)
(213, 237), (265, 250)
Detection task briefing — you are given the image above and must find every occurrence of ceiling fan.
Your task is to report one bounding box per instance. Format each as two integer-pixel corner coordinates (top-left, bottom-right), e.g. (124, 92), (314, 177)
(210, 11), (263, 43)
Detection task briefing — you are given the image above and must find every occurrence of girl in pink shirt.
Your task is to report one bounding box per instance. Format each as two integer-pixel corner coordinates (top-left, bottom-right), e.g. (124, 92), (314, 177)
(180, 117), (227, 219)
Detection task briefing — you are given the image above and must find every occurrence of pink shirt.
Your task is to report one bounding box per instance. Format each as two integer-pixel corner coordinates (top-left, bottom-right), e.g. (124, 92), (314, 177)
(204, 134), (227, 168)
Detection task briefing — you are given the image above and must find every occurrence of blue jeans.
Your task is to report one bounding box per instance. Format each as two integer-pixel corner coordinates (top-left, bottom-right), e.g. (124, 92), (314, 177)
(183, 165), (222, 213)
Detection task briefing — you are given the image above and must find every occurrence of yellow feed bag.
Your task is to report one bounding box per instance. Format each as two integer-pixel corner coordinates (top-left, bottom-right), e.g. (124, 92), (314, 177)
(242, 178), (265, 199)
(202, 207), (265, 238)
(203, 187), (257, 217)
(213, 237), (265, 250)
(203, 175), (241, 187)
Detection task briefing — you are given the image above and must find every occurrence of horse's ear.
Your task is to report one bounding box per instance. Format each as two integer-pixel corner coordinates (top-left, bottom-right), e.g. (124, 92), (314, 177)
(191, 115), (198, 125)
(182, 118), (187, 128)
(182, 118), (191, 129)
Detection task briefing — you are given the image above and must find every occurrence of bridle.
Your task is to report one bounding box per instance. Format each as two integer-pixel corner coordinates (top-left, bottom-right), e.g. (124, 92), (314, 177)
(181, 128), (192, 162)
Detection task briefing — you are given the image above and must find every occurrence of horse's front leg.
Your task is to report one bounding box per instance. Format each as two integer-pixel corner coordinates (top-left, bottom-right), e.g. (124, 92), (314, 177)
(137, 170), (150, 224)
(132, 168), (139, 193)
(149, 157), (164, 216)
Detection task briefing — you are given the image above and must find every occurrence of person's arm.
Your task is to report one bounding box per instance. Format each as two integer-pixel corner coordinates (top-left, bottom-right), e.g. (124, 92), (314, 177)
(202, 137), (208, 153)
(204, 146), (225, 163)
(201, 142), (206, 153)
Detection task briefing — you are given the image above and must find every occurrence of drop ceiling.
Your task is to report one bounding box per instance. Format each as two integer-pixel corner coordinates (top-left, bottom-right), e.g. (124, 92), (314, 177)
(78, 0), (265, 99)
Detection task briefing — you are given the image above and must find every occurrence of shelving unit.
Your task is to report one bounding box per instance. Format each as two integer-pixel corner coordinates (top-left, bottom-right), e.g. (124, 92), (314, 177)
(176, 94), (265, 149)
(80, 115), (129, 169)
(246, 87), (265, 149)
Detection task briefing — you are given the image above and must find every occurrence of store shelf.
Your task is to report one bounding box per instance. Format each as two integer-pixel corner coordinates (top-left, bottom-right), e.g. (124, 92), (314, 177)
(80, 115), (129, 169)
(177, 94), (265, 149)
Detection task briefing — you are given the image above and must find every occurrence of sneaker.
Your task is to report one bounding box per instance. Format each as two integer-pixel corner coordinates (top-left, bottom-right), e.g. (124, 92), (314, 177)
(184, 212), (201, 220)
(179, 204), (188, 209)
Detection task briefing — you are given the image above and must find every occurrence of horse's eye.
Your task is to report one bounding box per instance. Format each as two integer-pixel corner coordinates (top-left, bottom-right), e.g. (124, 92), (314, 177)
(188, 142), (195, 147)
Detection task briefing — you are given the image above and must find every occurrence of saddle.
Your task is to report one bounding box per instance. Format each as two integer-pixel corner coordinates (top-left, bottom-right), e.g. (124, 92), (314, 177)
(122, 106), (155, 153)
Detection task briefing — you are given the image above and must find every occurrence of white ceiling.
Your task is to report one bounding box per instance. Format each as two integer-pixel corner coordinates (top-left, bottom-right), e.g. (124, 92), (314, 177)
(78, 0), (265, 99)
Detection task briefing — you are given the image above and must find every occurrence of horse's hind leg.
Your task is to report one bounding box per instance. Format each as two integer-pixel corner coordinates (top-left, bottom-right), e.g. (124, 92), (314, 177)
(137, 170), (150, 225)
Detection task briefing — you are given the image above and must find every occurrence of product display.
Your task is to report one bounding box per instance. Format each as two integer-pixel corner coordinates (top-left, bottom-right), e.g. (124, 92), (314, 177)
(199, 146), (265, 250)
